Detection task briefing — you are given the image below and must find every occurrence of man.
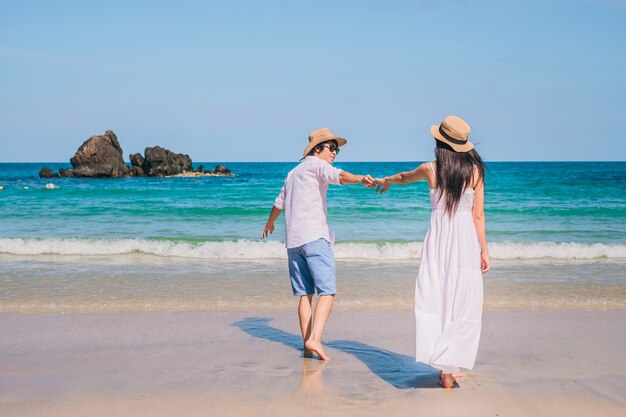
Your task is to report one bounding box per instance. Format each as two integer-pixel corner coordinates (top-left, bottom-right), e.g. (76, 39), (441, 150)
(261, 127), (374, 360)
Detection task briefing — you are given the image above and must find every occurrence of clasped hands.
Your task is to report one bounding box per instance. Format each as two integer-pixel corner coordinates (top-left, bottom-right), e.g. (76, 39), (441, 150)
(361, 176), (390, 194)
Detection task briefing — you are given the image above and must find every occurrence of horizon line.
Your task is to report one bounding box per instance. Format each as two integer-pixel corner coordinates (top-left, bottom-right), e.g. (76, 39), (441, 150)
(1, 160), (625, 164)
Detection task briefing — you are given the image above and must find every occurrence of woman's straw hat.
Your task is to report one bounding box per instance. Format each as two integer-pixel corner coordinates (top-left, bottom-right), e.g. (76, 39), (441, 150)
(431, 115), (474, 152)
(303, 128), (347, 158)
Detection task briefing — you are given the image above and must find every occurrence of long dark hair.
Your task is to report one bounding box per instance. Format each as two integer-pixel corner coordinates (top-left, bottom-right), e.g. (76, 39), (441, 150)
(434, 140), (485, 216)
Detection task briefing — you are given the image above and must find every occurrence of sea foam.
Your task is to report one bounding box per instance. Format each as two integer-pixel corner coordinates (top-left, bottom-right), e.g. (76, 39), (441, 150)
(1, 238), (625, 260)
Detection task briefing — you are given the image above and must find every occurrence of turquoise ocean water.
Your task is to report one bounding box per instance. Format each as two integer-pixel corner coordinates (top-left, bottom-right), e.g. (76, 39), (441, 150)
(1, 161), (625, 312)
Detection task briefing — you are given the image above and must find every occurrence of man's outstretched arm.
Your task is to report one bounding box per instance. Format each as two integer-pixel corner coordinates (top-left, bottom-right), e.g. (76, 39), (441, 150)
(339, 171), (375, 187)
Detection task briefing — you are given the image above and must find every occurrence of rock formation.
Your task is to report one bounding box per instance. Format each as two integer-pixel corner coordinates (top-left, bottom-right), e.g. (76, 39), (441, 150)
(69, 130), (130, 178)
(132, 146), (193, 177)
(213, 165), (232, 176)
(38, 167), (56, 178)
(170, 164), (234, 177)
(39, 130), (232, 178)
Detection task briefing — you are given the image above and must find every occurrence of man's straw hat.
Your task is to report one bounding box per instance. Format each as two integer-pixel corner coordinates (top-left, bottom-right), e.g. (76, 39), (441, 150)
(303, 127), (347, 158)
(430, 115), (474, 152)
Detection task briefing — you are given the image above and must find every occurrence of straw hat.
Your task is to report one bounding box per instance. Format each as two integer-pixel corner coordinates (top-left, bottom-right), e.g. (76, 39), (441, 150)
(430, 115), (474, 152)
(303, 128), (347, 158)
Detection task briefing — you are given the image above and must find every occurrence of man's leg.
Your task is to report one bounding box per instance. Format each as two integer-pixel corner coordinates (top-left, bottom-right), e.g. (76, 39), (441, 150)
(298, 295), (313, 356)
(301, 239), (336, 361)
(304, 294), (334, 360)
(288, 246), (316, 357)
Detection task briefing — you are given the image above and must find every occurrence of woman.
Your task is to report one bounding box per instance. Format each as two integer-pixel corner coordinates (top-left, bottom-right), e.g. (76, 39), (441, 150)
(375, 115), (490, 388)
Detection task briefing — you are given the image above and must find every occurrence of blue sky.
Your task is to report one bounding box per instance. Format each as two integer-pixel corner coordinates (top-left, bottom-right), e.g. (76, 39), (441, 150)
(1, 0), (625, 162)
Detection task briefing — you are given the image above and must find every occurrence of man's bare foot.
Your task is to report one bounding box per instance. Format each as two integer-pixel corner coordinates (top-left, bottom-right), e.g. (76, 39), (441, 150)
(304, 340), (330, 361)
(303, 346), (314, 358)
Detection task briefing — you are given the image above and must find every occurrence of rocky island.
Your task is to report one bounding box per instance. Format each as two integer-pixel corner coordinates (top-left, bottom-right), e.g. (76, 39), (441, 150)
(39, 130), (232, 178)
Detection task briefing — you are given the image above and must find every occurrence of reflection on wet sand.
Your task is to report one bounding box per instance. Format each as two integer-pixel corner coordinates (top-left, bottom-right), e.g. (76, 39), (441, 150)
(298, 359), (327, 395)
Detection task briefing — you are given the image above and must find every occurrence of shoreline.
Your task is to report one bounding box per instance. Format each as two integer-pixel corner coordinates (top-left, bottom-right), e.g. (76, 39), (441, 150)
(2, 256), (625, 313)
(1, 309), (625, 417)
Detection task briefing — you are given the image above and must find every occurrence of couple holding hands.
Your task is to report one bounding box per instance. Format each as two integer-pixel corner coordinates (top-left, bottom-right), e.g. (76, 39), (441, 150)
(261, 115), (489, 389)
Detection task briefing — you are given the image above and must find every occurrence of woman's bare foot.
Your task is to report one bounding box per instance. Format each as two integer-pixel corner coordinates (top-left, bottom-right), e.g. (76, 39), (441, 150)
(439, 371), (466, 379)
(439, 373), (458, 389)
(304, 339), (330, 361)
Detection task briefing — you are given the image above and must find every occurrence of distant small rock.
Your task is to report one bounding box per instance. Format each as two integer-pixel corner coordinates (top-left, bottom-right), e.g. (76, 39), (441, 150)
(213, 165), (232, 175)
(39, 167), (57, 178)
(172, 164), (235, 177)
(59, 168), (74, 178)
(130, 166), (145, 177)
(130, 153), (145, 168)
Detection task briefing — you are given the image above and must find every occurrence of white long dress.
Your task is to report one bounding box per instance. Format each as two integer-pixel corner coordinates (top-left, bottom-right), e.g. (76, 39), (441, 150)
(415, 166), (483, 374)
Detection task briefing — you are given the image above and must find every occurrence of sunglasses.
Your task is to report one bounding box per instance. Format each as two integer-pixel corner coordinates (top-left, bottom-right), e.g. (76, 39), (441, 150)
(319, 143), (340, 154)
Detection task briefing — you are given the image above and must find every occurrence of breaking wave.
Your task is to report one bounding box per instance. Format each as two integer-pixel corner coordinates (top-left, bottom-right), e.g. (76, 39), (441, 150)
(1, 238), (625, 260)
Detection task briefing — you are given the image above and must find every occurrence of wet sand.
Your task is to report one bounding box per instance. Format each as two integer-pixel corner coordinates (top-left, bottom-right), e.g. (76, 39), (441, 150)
(2, 256), (625, 312)
(1, 309), (625, 417)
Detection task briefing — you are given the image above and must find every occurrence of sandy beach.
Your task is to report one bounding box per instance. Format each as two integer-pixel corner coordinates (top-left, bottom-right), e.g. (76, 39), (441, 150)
(1, 309), (624, 417)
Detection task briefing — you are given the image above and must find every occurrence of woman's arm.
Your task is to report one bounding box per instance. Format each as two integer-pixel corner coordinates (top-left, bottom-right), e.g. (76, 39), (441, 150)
(472, 179), (490, 273)
(375, 163), (429, 194)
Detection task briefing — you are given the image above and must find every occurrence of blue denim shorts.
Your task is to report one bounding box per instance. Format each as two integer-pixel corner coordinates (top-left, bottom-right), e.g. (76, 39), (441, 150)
(287, 238), (336, 296)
